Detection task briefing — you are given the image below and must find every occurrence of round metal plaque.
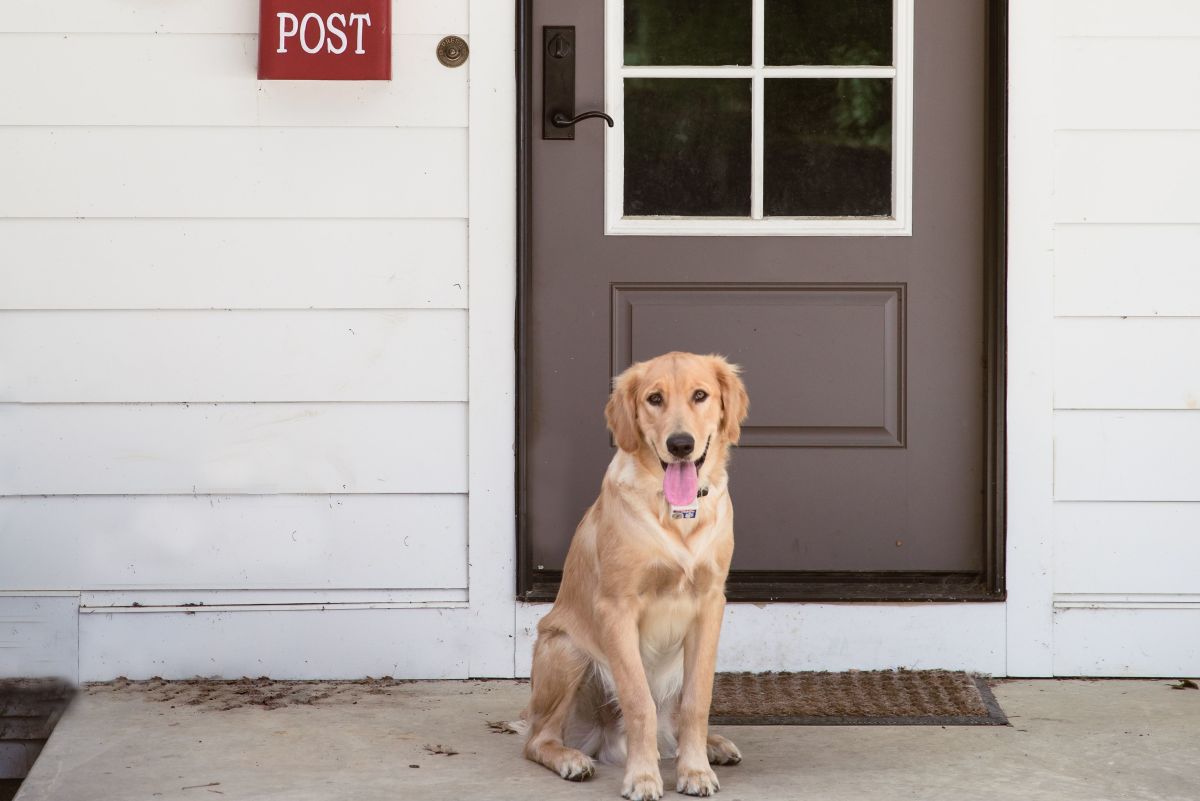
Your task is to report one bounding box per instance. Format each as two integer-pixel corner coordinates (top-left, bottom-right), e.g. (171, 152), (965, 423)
(437, 36), (469, 68)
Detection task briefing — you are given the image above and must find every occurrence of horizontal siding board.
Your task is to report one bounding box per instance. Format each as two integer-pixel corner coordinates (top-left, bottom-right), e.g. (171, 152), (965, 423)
(1054, 225), (1200, 317)
(1055, 39), (1200, 129)
(2, 0), (467, 34)
(78, 606), (470, 680)
(0, 495), (467, 591)
(0, 127), (466, 218)
(0, 35), (466, 127)
(0, 597), (79, 681)
(260, 39), (465, 127)
(1053, 608), (1200, 677)
(1054, 0), (1200, 37)
(1055, 131), (1200, 224)
(0, 310), (467, 402)
(1055, 502), (1200, 594)
(75, 589), (464, 607)
(1054, 318), (1200, 409)
(0, 403), (466, 495)
(1055, 411), (1200, 501)
(0, 219), (467, 310)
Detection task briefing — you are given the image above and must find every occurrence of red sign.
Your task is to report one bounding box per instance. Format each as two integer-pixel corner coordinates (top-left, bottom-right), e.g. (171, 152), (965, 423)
(258, 0), (390, 80)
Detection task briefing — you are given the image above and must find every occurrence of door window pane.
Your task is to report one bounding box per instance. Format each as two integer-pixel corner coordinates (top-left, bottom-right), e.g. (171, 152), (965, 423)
(765, 0), (892, 66)
(612, 0), (909, 232)
(625, 0), (752, 66)
(764, 78), (892, 217)
(624, 78), (752, 216)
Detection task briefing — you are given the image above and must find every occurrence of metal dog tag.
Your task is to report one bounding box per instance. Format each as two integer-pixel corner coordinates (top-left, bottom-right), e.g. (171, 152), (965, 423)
(670, 501), (699, 519)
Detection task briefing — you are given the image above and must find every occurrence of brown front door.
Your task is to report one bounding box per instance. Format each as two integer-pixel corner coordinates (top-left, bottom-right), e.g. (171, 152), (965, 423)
(519, 0), (1005, 601)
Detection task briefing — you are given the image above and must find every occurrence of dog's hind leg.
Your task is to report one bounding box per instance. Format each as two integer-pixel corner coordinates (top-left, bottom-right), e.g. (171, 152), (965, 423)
(705, 732), (742, 765)
(524, 631), (596, 781)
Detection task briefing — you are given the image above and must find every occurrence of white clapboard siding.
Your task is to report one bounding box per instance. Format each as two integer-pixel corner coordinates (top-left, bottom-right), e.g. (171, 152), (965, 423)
(1055, 411), (1200, 501)
(1055, 503), (1200, 594)
(0, 310), (466, 402)
(0, 597), (79, 681)
(1047, 4), (1200, 679)
(78, 606), (471, 680)
(1054, 318), (1200, 410)
(0, 219), (467, 310)
(2, 0), (467, 35)
(0, 35), (465, 128)
(0, 494), (466, 591)
(1053, 608), (1200, 677)
(1054, 0), (1200, 37)
(1055, 39), (1200, 130)
(0, 127), (466, 219)
(0, 403), (466, 495)
(1055, 225), (1200, 317)
(1055, 132), (1200, 224)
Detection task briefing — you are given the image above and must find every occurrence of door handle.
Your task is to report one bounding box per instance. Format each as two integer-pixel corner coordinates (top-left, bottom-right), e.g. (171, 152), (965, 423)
(552, 110), (615, 129)
(543, 26), (613, 140)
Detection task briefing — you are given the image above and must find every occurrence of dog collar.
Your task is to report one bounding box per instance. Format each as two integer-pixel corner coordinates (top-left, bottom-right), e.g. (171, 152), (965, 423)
(671, 485), (709, 519)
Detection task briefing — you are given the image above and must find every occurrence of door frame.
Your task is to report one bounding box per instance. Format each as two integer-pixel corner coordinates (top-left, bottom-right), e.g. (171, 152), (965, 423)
(515, 0), (1008, 603)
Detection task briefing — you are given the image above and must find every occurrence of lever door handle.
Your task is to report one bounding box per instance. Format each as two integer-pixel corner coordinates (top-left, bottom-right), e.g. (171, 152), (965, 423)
(552, 110), (615, 129)
(543, 26), (613, 140)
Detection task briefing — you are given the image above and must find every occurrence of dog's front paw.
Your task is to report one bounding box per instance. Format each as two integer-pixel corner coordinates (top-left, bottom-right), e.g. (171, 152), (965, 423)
(676, 764), (720, 797)
(621, 769), (664, 801)
(706, 733), (742, 765)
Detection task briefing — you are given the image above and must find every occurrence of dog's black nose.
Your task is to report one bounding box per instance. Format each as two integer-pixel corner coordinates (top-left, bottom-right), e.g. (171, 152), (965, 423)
(666, 433), (695, 459)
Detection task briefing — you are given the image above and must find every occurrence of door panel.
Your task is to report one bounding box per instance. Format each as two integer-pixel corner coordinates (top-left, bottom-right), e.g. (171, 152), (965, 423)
(612, 285), (904, 448)
(519, 0), (1005, 600)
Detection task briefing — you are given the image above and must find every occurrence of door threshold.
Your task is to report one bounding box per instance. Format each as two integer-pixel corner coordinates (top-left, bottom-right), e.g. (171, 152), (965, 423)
(522, 570), (1005, 603)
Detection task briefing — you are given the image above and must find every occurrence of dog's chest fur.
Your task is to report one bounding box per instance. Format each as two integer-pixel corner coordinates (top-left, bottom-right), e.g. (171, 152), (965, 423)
(630, 553), (721, 705)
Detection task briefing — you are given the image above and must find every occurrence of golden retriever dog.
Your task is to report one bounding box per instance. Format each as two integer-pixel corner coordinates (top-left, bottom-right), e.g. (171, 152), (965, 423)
(520, 352), (749, 800)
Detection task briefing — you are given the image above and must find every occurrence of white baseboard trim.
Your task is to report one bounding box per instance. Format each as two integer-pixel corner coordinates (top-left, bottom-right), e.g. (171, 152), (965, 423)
(79, 605), (473, 680)
(1053, 593), (1200, 610)
(0, 596), (78, 682)
(78, 588), (467, 614)
(516, 601), (1008, 677)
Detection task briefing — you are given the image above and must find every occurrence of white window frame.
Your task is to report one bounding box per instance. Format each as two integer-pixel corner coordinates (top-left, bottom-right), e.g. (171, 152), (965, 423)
(604, 0), (914, 236)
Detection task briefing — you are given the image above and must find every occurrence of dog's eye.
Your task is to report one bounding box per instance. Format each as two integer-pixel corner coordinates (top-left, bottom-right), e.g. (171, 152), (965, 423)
(693, 390), (709, 403)
(647, 392), (663, 406)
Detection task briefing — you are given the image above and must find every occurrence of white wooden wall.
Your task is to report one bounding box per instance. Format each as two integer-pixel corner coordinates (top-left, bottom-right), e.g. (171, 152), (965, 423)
(1047, 0), (1200, 676)
(3, 0), (1196, 682)
(0, 0), (520, 681)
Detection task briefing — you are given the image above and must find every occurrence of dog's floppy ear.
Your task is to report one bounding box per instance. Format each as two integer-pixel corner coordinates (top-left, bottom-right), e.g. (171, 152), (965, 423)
(605, 362), (643, 453)
(712, 355), (749, 445)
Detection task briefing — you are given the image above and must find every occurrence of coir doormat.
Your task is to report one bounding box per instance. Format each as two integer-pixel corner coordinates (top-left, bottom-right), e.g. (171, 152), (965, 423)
(709, 670), (1007, 726)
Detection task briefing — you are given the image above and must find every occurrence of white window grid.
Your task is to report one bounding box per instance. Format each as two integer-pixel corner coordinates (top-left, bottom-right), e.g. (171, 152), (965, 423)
(604, 0), (913, 236)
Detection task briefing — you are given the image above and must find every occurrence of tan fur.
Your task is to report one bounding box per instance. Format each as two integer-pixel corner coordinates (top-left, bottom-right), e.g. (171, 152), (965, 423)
(522, 352), (749, 800)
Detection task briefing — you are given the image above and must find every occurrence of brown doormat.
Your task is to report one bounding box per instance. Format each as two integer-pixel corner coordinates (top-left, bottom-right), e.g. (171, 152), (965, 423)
(709, 670), (1007, 726)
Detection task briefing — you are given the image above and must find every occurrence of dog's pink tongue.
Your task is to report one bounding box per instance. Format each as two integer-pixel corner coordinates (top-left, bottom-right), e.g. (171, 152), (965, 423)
(664, 461), (698, 506)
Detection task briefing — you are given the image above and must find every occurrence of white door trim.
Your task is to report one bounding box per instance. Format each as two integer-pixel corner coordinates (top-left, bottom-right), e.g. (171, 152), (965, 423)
(1003, 0), (1056, 677)
(603, 0), (914, 236)
(466, 0), (519, 677)
(502, 0), (1055, 678)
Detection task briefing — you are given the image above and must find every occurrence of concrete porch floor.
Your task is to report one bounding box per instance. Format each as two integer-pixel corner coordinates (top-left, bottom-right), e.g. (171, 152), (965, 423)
(15, 679), (1200, 801)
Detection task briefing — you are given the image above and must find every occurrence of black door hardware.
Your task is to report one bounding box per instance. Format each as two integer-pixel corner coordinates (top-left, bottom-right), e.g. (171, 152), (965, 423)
(543, 26), (614, 140)
(552, 110), (615, 129)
